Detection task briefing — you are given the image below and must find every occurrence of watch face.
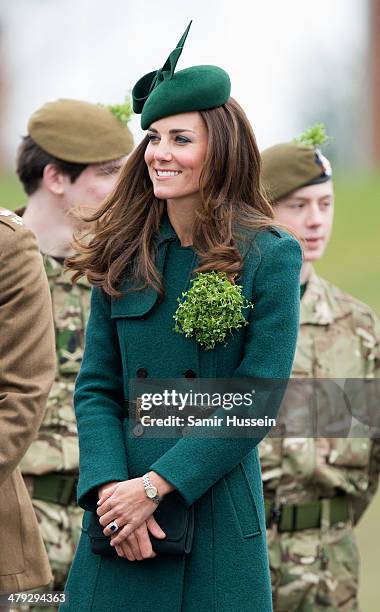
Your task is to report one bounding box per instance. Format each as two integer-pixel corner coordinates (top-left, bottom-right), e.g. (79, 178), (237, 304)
(146, 485), (158, 499)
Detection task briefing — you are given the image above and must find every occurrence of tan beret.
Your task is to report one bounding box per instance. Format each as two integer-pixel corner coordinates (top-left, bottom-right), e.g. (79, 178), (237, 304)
(261, 143), (332, 202)
(28, 99), (134, 163)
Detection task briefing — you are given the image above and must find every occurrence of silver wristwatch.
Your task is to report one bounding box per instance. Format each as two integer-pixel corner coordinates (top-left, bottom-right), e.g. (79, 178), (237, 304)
(142, 473), (161, 505)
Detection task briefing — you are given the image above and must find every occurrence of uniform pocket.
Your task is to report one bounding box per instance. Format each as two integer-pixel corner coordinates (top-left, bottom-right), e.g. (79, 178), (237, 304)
(224, 464), (261, 538)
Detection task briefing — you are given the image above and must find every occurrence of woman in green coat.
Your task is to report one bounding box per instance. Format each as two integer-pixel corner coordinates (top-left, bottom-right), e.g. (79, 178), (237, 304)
(62, 23), (302, 612)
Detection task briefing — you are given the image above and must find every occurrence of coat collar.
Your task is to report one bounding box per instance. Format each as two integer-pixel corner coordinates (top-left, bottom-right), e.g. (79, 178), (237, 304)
(301, 266), (351, 325)
(156, 212), (179, 246)
(111, 226), (174, 318)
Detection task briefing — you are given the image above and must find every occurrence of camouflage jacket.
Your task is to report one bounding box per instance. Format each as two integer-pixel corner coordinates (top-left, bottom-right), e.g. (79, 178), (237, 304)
(20, 255), (91, 475)
(259, 267), (380, 523)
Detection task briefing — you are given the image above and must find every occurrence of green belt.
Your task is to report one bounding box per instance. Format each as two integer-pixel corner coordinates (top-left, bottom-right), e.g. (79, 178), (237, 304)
(265, 497), (351, 532)
(28, 474), (78, 505)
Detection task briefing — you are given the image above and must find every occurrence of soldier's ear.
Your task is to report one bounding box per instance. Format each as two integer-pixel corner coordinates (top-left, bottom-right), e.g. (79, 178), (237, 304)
(42, 163), (68, 195)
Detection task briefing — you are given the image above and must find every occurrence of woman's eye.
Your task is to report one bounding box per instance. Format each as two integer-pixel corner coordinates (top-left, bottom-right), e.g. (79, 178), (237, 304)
(147, 134), (159, 142)
(176, 136), (191, 144)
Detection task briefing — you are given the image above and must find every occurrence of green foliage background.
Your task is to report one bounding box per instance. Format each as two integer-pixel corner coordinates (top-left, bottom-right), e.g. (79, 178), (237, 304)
(315, 173), (380, 316)
(0, 171), (379, 610)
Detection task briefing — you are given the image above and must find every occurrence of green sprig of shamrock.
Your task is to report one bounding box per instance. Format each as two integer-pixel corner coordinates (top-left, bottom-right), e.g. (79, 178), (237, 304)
(293, 123), (332, 147)
(100, 95), (134, 126)
(173, 271), (254, 350)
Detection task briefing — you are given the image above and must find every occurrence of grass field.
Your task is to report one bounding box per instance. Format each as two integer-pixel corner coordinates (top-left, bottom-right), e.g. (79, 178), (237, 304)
(1, 171), (379, 610)
(315, 173), (380, 316)
(0, 173), (26, 212)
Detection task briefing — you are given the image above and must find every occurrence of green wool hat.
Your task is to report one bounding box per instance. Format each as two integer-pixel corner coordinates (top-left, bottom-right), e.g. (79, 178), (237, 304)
(28, 98), (134, 164)
(261, 124), (332, 202)
(132, 21), (231, 130)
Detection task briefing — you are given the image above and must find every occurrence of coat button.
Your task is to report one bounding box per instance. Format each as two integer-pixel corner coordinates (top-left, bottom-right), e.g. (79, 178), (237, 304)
(184, 369), (196, 378)
(133, 423), (144, 437)
(136, 368), (148, 378)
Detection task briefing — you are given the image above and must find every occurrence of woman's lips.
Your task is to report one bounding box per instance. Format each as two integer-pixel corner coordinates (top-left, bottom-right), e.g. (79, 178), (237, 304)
(154, 169), (182, 179)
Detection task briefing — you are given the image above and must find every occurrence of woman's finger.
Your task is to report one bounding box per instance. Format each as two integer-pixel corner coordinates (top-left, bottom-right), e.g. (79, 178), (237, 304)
(114, 544), (125, 558)
(110, 522), (136, 546)
(125, 531), (143, 561)
(134, 523), (156, 559)
(97, 485), (118, 508)
(97, 500), (117, 518)
(121, 539), (135, 562)
(100, 512), (125, 534)
(147, 515), (166, 539)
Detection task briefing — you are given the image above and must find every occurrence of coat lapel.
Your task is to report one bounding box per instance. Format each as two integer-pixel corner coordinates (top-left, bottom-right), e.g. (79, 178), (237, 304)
(111, 214), (177, 318)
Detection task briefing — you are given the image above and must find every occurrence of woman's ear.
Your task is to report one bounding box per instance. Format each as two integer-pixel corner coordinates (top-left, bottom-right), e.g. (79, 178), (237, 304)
(42, 163), (68, 195)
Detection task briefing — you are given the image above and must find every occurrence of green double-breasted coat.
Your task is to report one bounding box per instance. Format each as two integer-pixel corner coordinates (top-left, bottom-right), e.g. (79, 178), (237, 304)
(62, 216), (302, 612)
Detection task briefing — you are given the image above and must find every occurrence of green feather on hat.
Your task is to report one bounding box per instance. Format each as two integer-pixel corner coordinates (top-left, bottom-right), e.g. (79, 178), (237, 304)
(132, 21), (231, 130)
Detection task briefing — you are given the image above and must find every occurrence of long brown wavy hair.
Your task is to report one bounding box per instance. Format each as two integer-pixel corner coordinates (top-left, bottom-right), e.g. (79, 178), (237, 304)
(66, 97), (283, 298)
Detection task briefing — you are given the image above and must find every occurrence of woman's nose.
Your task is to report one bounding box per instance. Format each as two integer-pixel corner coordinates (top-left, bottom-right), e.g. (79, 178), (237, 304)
(153, 141), (173, 162)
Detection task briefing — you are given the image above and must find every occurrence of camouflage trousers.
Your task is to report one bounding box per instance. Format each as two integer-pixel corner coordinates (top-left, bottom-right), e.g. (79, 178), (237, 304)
(32, 499), (83, 591)
(11, 501), (83, 612)
(267, 523), (360, 611)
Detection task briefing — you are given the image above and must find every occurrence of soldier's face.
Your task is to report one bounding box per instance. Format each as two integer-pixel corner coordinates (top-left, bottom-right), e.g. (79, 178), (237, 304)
(62, 157), (126, 223)
(273, 181), (334, 262)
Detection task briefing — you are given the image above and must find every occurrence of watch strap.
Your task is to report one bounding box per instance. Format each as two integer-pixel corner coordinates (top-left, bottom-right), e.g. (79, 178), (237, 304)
(143, 473), (161, 505)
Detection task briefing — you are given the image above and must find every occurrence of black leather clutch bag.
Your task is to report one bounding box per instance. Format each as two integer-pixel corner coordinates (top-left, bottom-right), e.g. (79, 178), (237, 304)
(87, 490), (194, 557)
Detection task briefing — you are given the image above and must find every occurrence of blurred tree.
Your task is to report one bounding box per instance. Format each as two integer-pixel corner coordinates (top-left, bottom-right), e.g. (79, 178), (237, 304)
(292, 35), (367, 168)
(290, 2), (369, 169)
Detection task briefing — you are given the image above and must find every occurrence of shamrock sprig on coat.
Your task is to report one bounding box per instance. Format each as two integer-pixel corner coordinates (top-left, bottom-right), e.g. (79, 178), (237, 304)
(173, 271), (254, 350)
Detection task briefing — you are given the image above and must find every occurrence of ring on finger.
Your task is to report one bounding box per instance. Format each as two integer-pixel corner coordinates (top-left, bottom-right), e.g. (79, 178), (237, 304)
(107, 520), (120, 533)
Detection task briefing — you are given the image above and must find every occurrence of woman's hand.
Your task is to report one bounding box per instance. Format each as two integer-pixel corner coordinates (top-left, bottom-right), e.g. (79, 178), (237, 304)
(111, 516), (166, 561)
(98, 481), (121, 500)
(96, 472), (174, 543)
(97, 477), (155, 539)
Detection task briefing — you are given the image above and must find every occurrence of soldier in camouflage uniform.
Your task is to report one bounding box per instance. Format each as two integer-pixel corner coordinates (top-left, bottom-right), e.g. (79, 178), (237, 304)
(260, 128), (380, 611)
(14, 99), (134, 594)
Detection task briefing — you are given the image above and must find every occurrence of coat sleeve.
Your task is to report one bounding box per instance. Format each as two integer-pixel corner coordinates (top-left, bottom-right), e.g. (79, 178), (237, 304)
(149, 232), (302, 505)
(74, 287), (129, 510)
(0, 225), (55, 486)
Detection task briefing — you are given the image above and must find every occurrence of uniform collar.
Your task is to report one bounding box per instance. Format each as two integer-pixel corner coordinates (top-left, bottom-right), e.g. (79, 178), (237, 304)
(43, 253), (90, 288)
(43, 253), (64, 277)
(300, 266), (351, 325)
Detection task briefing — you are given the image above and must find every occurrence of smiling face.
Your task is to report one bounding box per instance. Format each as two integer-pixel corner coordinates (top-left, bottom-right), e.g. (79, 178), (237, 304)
(273, 181), (334, 262)
(144, 112), (208, 205)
